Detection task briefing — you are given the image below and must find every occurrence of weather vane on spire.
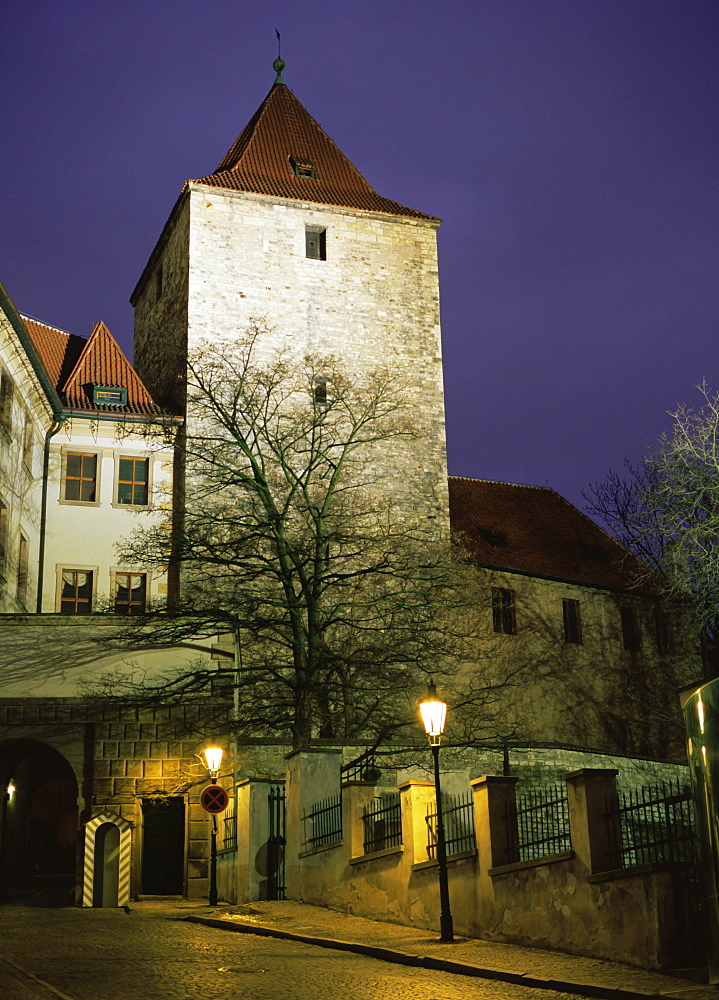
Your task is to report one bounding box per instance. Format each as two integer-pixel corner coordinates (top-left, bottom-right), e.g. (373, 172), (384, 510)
(273, 28), (285, 83)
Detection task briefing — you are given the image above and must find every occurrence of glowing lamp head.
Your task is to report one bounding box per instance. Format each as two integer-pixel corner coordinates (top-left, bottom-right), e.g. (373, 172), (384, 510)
(419, 681), (447, 747)
(203, 746), (223, 781)
(6, 781), (16, 798)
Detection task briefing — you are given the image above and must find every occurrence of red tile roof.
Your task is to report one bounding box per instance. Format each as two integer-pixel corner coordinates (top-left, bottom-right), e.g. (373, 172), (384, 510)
(21, 316), (161, 416)
(189, 82), (439, 221)
(448, 477), (655, 593)
(21, 316), (85, 392)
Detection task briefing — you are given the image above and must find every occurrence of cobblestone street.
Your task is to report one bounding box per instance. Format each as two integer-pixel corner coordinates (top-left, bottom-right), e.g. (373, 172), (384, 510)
(0, 901), (584, 1000)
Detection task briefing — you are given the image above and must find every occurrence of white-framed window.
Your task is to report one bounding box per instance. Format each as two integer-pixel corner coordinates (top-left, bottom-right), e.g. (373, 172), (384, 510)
(115, 455), (150, 507)
(0, 369), (14, 435)
(16, 533), (29, 607)
(0, 498), (8, 572)
(113, 570), (148, 614)
(61, 451), (100, 504)
(57, 566), (97, 614)
(22, 410), (34, 470)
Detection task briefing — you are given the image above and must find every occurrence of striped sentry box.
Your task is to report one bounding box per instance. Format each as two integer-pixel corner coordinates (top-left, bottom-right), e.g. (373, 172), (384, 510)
(82, 813), (132, 907)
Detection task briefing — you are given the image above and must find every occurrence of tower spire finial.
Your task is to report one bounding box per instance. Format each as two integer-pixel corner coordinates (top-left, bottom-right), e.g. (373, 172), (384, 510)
(273, 29), (285, 85)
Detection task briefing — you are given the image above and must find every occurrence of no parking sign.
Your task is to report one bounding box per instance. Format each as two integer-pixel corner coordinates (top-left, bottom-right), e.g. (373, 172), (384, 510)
(200, 784), (229, 813)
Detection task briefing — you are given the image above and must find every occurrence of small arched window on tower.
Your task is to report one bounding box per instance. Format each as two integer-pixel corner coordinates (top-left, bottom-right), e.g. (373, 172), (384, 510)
(313, 377), (328, 406)
(306, 227), (327, 261)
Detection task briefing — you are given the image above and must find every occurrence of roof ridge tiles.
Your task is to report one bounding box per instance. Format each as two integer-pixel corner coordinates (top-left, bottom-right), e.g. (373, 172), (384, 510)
(19, 313), (74, 338)
(448, 475), (555, 492)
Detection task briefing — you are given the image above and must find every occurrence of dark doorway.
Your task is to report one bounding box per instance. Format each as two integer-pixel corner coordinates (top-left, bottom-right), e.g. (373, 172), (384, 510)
(0, 739), (78, 902)
(141, 797), (185, 895)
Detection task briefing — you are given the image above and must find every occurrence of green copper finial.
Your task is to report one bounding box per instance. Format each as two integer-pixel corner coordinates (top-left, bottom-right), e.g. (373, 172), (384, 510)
(273, 30), (284, 84)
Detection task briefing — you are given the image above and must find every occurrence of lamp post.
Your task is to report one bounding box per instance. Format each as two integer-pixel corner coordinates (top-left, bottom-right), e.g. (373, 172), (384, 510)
(202, 746), (223, 907)
(419, 681), (454, 943)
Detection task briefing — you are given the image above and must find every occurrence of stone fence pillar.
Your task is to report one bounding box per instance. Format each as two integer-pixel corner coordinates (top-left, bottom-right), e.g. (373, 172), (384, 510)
(234, 777), (286, 903)
(564, 768), (621, 874)
(285, 750), (341, 897)
(341, 780), (377, 859)
(471, 775), (519, 870)
(399, 780), (436, 865)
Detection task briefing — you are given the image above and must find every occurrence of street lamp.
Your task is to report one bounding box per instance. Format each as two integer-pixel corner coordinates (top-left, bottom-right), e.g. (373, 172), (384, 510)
(419, 681), (454, 943)
(202, 746), (223, 906)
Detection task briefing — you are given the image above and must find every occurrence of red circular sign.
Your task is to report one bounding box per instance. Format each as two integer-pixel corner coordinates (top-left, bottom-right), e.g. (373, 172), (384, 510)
(200, 784), (229, 813)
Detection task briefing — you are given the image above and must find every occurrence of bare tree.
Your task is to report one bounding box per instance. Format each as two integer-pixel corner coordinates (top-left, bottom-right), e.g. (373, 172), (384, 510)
(99, 325), (519, 750)
(585, 382), (719, 671)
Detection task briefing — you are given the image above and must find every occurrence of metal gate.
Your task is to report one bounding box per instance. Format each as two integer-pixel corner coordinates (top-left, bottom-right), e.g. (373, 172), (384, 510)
(267, 784), (286, 900)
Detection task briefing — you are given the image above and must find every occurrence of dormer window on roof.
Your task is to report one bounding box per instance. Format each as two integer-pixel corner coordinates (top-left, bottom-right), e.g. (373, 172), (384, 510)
(477, 526), (508, 548)
(579, 543), (611, 564)
(290, 156), (316, 179)
(93, 386), (128, 407)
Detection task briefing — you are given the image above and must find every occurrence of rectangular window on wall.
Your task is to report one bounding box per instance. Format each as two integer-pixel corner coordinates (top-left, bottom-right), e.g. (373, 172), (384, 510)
(0, 500), (7, 568)
(0, 370), (14, 433)
(492, 588), (516, 634)
(64, 453), (97, 502)
(117, 458), (149, 505)
(305, 228), (326, 260)
(313, 378), (328, 406)
(655, 609), (672, 655)
(621, 606), (640, 651)
(114, 572), (147, 614)
(16, 534), (29, 606)
(60, 570), (93, 614)
(563, 599), (582, 643)
(22, 412), (33, 469)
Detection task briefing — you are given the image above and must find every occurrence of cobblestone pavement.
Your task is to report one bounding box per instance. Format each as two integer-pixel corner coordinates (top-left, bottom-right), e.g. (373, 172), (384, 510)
(194, 899), (717, 1000)
(0, 901), (581, 1000)
(0, 899), (715, 1000)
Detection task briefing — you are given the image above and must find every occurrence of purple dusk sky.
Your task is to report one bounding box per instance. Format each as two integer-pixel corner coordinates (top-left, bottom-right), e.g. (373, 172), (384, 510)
(2, 1), (717, 512)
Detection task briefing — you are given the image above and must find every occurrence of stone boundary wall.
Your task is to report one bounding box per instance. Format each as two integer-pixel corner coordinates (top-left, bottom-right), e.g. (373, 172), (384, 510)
(233, 752), (694, 972)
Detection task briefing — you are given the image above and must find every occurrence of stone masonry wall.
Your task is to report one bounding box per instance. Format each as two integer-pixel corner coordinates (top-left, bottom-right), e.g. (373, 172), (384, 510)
(132, 196), (190, 412)
(182, 186), (449, 527)
(0, 698), (217, 901)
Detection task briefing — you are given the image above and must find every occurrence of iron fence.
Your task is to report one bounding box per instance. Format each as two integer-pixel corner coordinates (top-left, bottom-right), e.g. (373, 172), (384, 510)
(426, 790), (476, 860)
(606, 779), (698, 868)
(267, 784), (286, 900)
(309, 793), (343, 847)
(605, 778), (704, 966)
(220, 798), (237, 851)
(362, 792), (402, 854)
(341, 752), (381, 784)
(510, 782), (571, 862)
